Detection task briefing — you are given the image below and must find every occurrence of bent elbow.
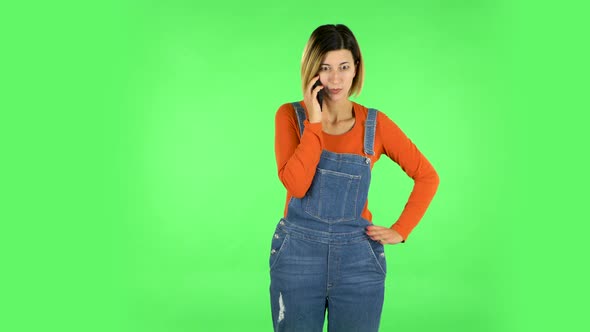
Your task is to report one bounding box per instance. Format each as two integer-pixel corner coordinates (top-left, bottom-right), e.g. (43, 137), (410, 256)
(432, 170), (440, 186)
(428, 170), (440, 195)
(281, 179), (308, 198)
(290, 187), (308, 199)
(413, 167), (440, 190)
(278, 171), (309, 199)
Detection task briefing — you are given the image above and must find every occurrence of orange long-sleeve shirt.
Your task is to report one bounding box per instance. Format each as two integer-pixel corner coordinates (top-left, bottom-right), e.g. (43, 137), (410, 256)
(274, 101), (439, 241)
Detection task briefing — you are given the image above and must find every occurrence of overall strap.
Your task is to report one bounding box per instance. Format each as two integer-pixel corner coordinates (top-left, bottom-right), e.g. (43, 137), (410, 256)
(364, 108), (378, 156)
(291, 102), (306, 137)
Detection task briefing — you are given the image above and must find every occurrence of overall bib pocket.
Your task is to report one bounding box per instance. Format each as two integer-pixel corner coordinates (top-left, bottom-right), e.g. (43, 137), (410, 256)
(304, 168), (361, 223)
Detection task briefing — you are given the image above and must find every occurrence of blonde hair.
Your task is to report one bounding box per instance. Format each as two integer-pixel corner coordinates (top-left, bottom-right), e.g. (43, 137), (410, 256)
(301, 24), (365, 97)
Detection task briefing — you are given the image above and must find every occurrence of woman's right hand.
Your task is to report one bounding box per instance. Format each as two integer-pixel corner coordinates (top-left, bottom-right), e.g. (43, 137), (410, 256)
(304, 75), (324, 123)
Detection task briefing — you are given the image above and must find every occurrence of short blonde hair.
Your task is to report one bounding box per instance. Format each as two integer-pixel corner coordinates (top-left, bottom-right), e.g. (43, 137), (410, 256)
(301, 24), (365, 97)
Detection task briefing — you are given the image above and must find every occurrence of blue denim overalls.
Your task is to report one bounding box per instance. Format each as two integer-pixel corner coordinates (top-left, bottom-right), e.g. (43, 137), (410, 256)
(270, 102), (386, 332)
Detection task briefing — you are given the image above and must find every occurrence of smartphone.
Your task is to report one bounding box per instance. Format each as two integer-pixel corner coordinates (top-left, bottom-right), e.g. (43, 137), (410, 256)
(311, 79), (323, 111)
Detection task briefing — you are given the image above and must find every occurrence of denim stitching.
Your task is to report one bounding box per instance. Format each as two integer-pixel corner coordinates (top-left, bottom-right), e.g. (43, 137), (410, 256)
(318, 168), (361, 180)
(304, 168), (361, 223)
(269, 234), (290, 271)
(365, 240), (386, 275)
(292, 102), (306, 137)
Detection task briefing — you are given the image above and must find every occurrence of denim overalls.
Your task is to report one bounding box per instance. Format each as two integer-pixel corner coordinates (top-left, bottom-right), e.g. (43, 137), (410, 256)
(270, 102), (386, 332)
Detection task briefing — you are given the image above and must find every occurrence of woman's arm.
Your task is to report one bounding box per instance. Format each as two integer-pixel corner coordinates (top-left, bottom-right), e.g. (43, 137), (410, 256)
(378, 111), (440, 241)
(274, 103), (324, 198)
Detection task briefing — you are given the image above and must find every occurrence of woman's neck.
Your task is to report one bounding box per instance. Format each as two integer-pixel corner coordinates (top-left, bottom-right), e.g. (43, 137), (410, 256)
(322, 99), (354, 123)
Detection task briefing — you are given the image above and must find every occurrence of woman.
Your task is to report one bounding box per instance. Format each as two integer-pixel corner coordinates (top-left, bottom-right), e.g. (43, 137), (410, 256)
(270, 24), (439, 332)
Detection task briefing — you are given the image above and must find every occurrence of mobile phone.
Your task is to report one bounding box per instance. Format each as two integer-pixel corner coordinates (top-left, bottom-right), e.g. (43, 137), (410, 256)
(311, 79), (323, 111)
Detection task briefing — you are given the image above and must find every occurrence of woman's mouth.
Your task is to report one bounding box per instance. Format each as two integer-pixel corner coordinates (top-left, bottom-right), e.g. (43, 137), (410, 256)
(329, 89), (342, 95)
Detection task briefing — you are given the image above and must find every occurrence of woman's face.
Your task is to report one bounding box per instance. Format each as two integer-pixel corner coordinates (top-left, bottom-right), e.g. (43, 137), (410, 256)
(318, 49), (356, 102)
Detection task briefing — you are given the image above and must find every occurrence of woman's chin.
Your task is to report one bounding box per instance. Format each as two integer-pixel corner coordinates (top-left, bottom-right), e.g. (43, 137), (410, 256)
(326, 93), (348, 102)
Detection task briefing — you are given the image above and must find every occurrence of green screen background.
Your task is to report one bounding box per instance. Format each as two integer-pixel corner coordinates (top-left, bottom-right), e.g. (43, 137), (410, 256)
(2, 0), (589, 331)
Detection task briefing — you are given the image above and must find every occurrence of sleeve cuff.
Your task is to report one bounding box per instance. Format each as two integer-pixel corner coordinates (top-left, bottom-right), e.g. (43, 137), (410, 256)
(391, 224), (407, 243)
(304, 119), (323, 133)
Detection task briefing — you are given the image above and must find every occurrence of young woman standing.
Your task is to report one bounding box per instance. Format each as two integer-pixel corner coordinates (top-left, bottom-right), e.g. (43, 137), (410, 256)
(270, 24), (440, 332)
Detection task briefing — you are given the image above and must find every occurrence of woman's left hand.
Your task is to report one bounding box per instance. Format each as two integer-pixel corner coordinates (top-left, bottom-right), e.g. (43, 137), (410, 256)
(366, 225), (404, 245)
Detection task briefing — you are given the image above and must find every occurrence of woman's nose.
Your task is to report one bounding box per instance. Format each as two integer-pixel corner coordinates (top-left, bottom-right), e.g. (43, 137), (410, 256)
(329, 70), (341, 83)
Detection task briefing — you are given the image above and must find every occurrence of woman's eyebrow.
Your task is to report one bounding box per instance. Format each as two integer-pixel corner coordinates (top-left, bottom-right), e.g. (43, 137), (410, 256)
(320, 61), (351, 66)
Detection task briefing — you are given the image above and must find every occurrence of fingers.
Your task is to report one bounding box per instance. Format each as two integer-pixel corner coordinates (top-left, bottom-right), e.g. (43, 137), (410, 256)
(366, 226), (394, 244)
(304, 76), (324, 119)
(366, 226), (387, 241)
(306, 76), (324, 100)
(366, 225), (388, 236)
(311, 85), (324, 100)
(305, 75), (321, 94)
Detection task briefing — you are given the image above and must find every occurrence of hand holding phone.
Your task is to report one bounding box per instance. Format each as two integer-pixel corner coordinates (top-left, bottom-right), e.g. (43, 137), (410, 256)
(311, 78), (324, 111)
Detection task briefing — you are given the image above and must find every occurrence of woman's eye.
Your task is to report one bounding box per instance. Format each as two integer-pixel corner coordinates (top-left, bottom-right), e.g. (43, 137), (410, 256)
(320, 66), (330, 71)
(340, 65), (350, 71)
